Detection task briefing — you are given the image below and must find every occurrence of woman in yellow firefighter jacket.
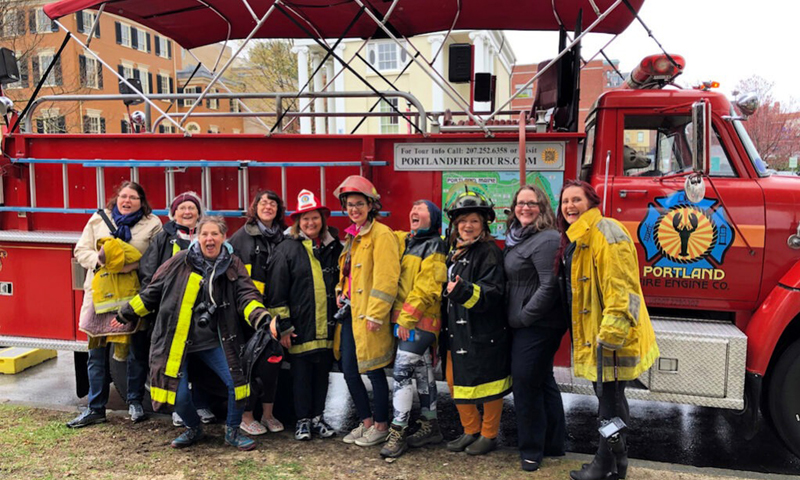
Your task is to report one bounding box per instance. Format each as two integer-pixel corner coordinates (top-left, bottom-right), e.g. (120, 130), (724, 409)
(442, 189), (511, 456)
(333, 175), (401, 447)
(266, 189), (343, 441)
(556, 180), (659, 480)
(67, 181), (162, 430)
(117, 216), (273, 451)
(379, 200), (447, 459)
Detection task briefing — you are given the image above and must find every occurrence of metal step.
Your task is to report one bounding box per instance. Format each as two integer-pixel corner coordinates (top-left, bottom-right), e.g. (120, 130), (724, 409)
(0, 347), (57, 374)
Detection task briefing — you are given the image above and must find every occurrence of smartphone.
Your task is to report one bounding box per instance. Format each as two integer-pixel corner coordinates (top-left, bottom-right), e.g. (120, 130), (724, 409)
(393, 324), (416, 341)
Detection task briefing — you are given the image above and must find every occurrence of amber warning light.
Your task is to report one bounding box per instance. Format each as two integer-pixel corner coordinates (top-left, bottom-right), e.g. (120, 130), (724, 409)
(625, 54), (686, 89)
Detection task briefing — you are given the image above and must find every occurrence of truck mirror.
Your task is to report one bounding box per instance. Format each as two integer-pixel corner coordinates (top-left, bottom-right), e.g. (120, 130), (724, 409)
(735, 92), (759, 117)
(691, 100), (710, 174)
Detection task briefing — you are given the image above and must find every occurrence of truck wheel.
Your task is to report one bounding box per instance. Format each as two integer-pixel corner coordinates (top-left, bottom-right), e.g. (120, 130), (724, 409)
(108, 347), (153, 412)
(767, 339), (800, 458)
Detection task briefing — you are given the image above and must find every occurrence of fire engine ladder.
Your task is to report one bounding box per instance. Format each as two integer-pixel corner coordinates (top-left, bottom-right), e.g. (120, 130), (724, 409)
(0, 158), (388, 217)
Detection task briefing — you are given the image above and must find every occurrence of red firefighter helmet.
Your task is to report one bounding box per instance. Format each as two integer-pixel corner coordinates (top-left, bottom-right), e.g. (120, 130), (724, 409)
(333, 175), (381, 209)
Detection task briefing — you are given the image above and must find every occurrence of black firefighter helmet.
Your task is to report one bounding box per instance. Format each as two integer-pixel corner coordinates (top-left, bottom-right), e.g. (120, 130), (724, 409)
(445, 187), (496, 223)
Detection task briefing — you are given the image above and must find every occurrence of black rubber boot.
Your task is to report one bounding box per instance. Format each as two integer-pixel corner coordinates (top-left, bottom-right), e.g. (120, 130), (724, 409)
(569, 435), (617, 480)
(609, 435), (627, 480)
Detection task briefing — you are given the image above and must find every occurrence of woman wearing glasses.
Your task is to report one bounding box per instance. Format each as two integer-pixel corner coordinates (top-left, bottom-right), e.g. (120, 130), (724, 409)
(229, 190), (293, 436)
(333, 175), (401, 448)
(504, 185), (567, 472)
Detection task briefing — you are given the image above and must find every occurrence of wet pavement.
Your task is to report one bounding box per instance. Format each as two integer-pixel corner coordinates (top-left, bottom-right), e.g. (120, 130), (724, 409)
(1, 352), (799, 477)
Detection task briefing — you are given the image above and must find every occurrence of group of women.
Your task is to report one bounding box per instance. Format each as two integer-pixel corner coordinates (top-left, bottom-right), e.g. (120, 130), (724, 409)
(67, 174), (658, 480)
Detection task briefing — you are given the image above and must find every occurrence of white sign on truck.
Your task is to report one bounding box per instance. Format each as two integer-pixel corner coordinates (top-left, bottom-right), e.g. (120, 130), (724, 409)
(394, 142), (565, 171)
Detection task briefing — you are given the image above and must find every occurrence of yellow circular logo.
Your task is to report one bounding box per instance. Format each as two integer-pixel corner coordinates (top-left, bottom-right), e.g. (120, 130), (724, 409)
(541, 147), (559, 165)
(654, 206), (716, 263)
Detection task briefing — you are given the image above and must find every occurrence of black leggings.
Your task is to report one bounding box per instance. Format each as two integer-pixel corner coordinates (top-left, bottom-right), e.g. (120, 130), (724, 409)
(246, 358), (281, 410)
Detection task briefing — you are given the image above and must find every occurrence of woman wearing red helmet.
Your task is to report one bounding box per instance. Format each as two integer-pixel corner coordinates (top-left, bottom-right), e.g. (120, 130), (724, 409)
(333, 175), (401, 448)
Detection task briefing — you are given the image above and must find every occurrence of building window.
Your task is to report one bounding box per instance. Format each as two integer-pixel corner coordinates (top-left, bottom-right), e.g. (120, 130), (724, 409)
(380, 98), (399, 134)
(158, 124), (175, 134)
(230, 99), (241, 113)
(36, 112), (66, 133)
(233, 128), (241, 134)
(36, 52), (62, 87)
(139, 68), (149, 94)
(207, 89), (218, 110)
(154, 36), (172, 59)
(137, 30), (147, 52)
(367, 41), (409, 72)
(637, 131), (645, 143)
(83, 114), (105, 133)
(180, 86), (201, 107)
(116, 22), (132, 47)
(208, 125), (219, 134)
(186, 122), (201, 134)
(158, 73), (171, 95)
(79, 55), (102, 89)
(2, 9), (25, 37)
(76, 11), (100, 38)
(34, 8), (56, 34)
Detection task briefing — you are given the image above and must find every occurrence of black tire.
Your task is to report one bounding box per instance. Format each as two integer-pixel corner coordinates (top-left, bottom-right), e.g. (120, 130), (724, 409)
(108, 347), (154, 412)
(766, 338), (800, 458)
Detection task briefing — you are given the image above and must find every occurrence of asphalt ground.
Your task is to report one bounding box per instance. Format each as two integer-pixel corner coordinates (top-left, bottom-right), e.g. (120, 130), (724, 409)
(0, 352), (798, 479)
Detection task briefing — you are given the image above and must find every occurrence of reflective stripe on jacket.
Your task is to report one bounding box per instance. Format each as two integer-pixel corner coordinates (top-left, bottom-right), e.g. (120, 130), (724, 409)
(566, 208), (659, 382)
(334, 220), (400, 372)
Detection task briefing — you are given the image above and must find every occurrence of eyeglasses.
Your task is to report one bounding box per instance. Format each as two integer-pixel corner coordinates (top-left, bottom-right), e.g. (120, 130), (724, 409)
(118, 195), (141, 201)
(258, 200), (278, 208)
(346, 202), (367, 210)
(515, 201), (540, 210)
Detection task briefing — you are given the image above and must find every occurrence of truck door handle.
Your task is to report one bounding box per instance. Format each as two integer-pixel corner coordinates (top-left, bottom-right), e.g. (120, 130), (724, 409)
(619, 189), (648, 198)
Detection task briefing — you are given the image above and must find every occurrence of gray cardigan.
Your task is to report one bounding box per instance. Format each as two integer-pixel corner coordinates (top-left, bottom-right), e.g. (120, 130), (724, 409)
(503, 228), (566, 329)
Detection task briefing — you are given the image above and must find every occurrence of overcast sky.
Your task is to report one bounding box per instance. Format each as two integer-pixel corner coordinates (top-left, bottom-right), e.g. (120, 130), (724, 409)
(504, 0), (799, 103)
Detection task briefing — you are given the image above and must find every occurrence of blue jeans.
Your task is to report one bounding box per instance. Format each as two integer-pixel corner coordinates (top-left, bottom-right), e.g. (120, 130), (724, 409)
(339, 316), (389, 423)
(174, 347), (243, 429)
(126, 329), (150, 405)
(87, 345), (110, 412)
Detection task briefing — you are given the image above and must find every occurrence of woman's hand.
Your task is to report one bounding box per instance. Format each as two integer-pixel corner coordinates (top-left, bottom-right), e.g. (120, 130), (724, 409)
(396, 325), (411, 341)
(280, 333), (296, 349)
(366, 320), (381, 332)
(446, 275), (461, 294)
(336, 295), (344, 309)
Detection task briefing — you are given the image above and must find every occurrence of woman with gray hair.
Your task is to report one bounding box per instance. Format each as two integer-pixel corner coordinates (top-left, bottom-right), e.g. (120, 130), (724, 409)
(504, 184), (568, 472)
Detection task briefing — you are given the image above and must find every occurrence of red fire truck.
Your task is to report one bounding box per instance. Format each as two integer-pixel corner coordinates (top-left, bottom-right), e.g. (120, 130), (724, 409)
(1, 0), (800, 458)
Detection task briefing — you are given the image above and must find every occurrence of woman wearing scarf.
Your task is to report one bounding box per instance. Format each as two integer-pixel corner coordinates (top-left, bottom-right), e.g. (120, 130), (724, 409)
(380, 200), (447, 459)
(136, 191), (216, 427)
(266, 189), (343, 441)
(117, 216), (275, 451)
(504, 185), (567, 472)
(333, 175), (400, 448)
(67, 181), (162, 429)
(229, 190), (290, 436)
(442, 188), (511, 456)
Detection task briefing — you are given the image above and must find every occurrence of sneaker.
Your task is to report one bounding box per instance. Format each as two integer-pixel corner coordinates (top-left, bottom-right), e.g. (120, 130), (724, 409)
(171, 426), (204, 448)
(172, 412), (185, 427)
(128, 402), (146, 423)
(354, 425), (390, 447)
(295, 418), (312, 441)
(380, 424), (408, 458)
(261, 416), (284, 433)
(343, 422), (367, 444)
(66, 408), (106, 429)
(240, 419), (268, 436)
(407, 418), (443, 447)
(226, 426), (257, 451)
(311, 415), (335, 438)
(197, 408), (216, 424)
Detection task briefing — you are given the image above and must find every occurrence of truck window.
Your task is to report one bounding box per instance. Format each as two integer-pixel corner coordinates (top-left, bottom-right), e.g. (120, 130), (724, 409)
(622, 115), (737, 178)
(580, 123), (595, 181)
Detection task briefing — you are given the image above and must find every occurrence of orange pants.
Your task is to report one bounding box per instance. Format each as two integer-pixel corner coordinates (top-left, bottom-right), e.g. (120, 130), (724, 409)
(446, 352), (503, 439)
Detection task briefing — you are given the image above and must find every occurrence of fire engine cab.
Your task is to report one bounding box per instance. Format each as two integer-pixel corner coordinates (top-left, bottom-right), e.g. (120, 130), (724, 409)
(1, 0), (800, 459)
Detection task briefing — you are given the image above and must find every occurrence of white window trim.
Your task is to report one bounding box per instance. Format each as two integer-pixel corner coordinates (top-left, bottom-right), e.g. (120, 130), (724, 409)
(35, 8), (52, 34)
(137, 29), (147, 52)
(366, 41), (411, 73)
(85, 111), (103, 134)
(85, 56), (100, 89)
(120, 23), (131, 48)
(158, 37), (170, 59)
(139, 66), (150, 94)
(379, 98), (400, 134)
(208, 124), (219, 134)
(208, 90), (218, 110)
(38, 51), (57, 87)
(2, 9), (20, 37)
(186, 122), (201, 134)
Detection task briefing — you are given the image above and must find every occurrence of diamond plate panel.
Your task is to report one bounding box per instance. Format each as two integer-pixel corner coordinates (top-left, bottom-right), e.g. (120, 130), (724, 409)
(0, 231), (81, 244)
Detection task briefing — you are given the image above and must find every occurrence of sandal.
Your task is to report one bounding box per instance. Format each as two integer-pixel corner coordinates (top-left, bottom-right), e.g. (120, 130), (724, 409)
(239, 419), (267, 436)
(261, 417), (284, 433)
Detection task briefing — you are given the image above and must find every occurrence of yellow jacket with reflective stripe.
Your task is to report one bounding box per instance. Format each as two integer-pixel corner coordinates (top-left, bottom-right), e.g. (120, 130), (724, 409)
(566, 208), (659, 382)
(91, 237), (143, 314)
(334, 220), (400, 372)
(391, 231), (447, 337)
(119, 250), (269, 410)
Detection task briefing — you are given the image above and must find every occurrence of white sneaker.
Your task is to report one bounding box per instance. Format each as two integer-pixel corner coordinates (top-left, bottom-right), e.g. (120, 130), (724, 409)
(343, 422), (367, 444)
(197, 408), (216, 424)
(172, 412), (184, 427)
(354, 425), (390, 447)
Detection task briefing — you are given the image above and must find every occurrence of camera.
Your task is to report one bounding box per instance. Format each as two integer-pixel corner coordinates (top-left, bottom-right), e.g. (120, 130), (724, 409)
(195, 301), (217, 328)
(333, 298), (351, 322)
(599, 417), (627, 453)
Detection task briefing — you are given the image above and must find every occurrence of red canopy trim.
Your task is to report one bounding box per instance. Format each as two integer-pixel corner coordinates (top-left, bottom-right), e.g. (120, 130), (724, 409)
(44, 0), (645, 50)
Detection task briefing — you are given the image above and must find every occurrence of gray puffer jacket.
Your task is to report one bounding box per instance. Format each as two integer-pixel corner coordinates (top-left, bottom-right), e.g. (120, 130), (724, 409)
(503, 228), (566, 329)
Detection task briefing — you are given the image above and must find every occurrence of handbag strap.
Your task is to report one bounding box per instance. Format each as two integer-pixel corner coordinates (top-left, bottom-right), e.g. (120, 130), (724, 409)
(96, 209), (117, 234)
